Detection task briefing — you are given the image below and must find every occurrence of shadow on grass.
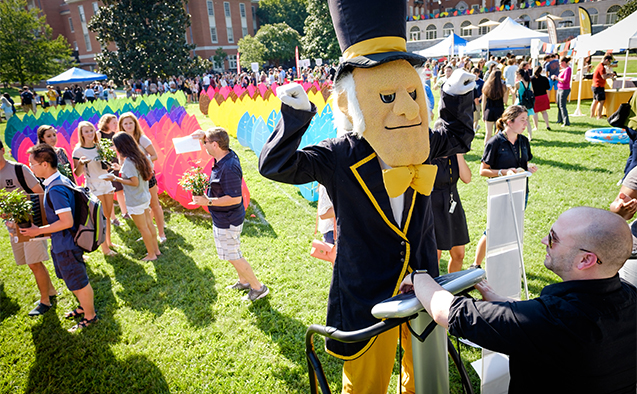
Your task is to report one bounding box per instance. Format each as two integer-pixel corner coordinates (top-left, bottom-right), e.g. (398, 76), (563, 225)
(26, 270), (170, 393)
(106, 225), (218, 327)
(249, 299), (343, 392)
(530, 157), (612, 173)
(0, 282), (20, 323)
(530, 138), (596, 149)
(243, 199), (277, 239)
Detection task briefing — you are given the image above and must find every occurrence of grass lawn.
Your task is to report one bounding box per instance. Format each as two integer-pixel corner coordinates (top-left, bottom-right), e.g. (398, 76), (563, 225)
(0, 92), (630, 393)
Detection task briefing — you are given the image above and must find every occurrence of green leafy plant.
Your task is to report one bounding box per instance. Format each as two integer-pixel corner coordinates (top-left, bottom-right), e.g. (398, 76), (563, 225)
(0, 189), (33, 225)
(96, 138), (117, 164)
(178, 166), (209, 196)
(58, 162), (74, 180)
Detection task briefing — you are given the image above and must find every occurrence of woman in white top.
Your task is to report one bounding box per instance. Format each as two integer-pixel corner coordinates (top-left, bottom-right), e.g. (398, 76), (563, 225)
(118, 112), (167, 242)
(72, 121), (117, 256)
(1, 96), (14, 119)
(98, 114), (128, 221)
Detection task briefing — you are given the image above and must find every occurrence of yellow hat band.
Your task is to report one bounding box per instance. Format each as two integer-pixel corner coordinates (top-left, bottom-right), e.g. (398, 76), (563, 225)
(342, 36), (407, 60)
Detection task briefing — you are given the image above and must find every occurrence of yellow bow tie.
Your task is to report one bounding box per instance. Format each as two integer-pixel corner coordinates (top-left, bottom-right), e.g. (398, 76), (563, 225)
(382, 164), (438, 198)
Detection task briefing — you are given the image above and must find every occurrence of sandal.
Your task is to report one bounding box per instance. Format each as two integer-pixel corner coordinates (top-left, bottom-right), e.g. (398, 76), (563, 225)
(68, 315), (99, 332)
(64, 306), (84, 319)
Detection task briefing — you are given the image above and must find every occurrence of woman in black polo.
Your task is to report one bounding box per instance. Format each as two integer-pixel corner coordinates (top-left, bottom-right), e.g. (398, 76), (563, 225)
(472, 105), (538, 268)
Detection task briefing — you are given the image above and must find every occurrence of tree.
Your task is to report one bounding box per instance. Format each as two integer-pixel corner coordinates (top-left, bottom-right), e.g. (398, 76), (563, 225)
(0, 0), (73, 86)
(255, 23), (301, 66)
(213, 47), (228, 69)
(238, 36), (267, 68)
(618, 0), (637, 22)
(256, 0), (308, 36)
(89, 0), (196, 83)
(302, 0), (340, 61)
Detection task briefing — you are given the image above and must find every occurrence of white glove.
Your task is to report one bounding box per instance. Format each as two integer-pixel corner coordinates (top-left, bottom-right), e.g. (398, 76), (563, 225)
(276, 83), (311, 111)
(443, 69), (477, 96)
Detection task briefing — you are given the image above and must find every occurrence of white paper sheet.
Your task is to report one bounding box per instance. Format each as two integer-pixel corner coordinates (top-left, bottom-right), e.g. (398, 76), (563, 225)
(173, 136), (202, 154)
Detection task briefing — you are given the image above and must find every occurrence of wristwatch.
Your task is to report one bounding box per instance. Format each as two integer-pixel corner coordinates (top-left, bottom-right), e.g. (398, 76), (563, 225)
(410, 269), (429, 284)
(498, 169), (503, 177)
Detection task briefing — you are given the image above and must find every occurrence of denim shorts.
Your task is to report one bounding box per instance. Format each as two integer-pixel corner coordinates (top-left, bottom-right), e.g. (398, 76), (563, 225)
(52, 249), (89, 291)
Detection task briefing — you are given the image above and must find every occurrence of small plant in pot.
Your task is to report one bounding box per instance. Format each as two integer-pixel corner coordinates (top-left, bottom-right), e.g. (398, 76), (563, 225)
(0, 189), (34, 228)
(96, 138), (117, 170)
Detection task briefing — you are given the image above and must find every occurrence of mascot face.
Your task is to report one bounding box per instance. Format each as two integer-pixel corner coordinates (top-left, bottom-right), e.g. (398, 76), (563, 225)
(353, 60), (430, 167)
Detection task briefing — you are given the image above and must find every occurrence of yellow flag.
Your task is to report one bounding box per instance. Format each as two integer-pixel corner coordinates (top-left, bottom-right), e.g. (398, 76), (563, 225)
(578, 7), (592, 35)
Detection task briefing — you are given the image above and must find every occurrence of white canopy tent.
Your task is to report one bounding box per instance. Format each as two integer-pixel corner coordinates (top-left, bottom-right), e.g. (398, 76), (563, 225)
(414, 33), (468, 58)
(464, 17), (549, 53)
(571, 10), (637, 114)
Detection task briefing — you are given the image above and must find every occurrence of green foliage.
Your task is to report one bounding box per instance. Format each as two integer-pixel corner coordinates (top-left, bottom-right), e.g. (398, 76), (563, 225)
(213, 47), (228, 65)
(255, 23), (302, 66)
(301, 0), (340, 61)
(0, 0), (73, 86)
(256, 0), (308, 36)
(618, 0), (637, 21)
(187, 56), (213, 78)
(0, 188), (33, 224)
(238, 35), (267, 68)
(88, 0), (196, 83)
(97, 138), (117, 163)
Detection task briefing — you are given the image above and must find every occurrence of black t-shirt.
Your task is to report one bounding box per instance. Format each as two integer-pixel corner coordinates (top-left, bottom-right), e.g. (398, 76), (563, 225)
(21, 91), (33, 105)
(531, 75), (550, 97)
(482, 131), (532, 171)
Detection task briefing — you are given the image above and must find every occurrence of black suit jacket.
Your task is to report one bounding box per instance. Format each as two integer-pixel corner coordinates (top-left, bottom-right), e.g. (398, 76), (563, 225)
(259, 90), (474, 358)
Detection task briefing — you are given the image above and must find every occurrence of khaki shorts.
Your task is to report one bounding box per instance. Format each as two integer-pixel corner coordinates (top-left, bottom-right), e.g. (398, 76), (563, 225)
(10, 239), (49, 266)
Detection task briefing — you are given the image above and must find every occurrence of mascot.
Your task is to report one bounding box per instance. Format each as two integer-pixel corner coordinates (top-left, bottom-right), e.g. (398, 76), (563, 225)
(259, 1), (476, 392)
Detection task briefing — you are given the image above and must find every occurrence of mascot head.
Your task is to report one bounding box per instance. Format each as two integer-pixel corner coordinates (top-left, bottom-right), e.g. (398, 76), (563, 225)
(329, 0), (430, 168)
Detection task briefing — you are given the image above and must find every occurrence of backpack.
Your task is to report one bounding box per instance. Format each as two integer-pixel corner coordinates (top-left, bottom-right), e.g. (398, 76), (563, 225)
(519, 82), (535, 110)
(608, 103), (631, 129)
(15, 163), (37, 193)
(46, 177), (106, 253)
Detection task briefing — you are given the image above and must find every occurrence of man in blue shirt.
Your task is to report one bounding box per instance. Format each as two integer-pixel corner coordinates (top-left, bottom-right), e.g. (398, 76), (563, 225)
(544, 54), (560, 91)
(190, 127), (269, 302)
(21, 144), (98, 332)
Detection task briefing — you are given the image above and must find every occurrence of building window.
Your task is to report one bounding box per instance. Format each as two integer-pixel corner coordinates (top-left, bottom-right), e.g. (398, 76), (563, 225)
(537, 13), (548, 30)
(78, 5), (86, 23)
(224, 2), (231, 17)
(445, 8), (453, 12)
(517, 14), (530, 28)
(73, 41), (78, 50)
(69, 17), (74, 33)
(210, 27), (218, 43)
(460, 20), (472, 37)
(587, 8), (598, 25)
(456, 1), (468, 11)
(252, 6), (257, 30)
(560, 10), (575, 27)
(606, 5), (620, 25)
(242, 27), (248, 37)
(240, 3), (246, 18)
(227, 27), (234, 43)
(207, 1), (214, 16)
(84, 33), (92, 52)
(426, 24), (437, 40)
(443, 23), (454, 37)
(479, 18), (491, 35)
(92, 2), (99, 15)
(409, 26), (421, 41)
(471, 4), (479, 11)
(228, 54), (237, 70)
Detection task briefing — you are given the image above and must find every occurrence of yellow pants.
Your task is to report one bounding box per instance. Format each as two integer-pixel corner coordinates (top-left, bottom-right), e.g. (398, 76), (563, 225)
(342, 324), (414, 394)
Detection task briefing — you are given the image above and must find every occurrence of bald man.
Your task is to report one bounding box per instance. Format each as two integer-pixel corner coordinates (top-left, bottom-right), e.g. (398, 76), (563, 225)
(401, 207), (636, 394)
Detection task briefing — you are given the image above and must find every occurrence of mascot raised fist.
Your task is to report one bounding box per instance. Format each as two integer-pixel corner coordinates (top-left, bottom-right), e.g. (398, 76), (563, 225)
(259, 1), (475, 392)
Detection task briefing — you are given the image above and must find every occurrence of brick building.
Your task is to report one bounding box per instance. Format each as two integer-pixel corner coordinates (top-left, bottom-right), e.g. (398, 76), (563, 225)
(405, 0), (624, 53)
(28, 0), (259, 72)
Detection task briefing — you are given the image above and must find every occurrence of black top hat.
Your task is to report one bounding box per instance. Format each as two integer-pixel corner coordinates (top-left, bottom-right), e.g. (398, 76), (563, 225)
(328, 0), (426, 81)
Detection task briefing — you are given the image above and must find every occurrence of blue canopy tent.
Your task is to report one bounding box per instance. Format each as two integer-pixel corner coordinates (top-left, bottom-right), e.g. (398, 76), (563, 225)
(414, 34), (468, 58)
(46, 67), (108, 85)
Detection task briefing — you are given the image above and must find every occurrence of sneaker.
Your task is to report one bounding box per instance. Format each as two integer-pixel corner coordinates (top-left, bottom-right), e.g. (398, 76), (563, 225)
(122, 213), (131, 220)
(546, 126), (552, 131)
(28, 302), (52, 316)
(242, 284), (269, 301)
(474, 124), (481, 132)
(227, 281), (251, 290)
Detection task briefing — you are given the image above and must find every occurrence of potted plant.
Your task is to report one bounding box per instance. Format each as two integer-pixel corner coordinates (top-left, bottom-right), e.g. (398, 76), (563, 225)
(96, 138), (117, 169)
(178, 166), (209, 197)
(0, 189), (34, 228)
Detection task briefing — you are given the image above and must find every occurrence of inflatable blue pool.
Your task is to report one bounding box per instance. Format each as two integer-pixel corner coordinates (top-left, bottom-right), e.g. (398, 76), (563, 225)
(584, 127), (629, 144)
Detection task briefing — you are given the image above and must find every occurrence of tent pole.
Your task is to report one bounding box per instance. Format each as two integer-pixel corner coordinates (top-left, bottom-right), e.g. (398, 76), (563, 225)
(572, 56), (584, 116)
(622, 50), (629, 90)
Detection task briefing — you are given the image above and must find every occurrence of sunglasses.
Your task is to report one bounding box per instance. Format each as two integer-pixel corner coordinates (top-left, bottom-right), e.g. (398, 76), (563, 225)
(548, 229), (602, 265)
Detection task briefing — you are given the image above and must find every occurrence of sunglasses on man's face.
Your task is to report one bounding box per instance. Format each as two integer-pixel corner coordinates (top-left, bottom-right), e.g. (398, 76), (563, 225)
(547, 229), (602, 265)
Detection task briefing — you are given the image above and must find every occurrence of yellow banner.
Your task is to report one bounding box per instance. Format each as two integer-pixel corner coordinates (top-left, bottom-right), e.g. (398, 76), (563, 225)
(578, 7), (592, 35)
